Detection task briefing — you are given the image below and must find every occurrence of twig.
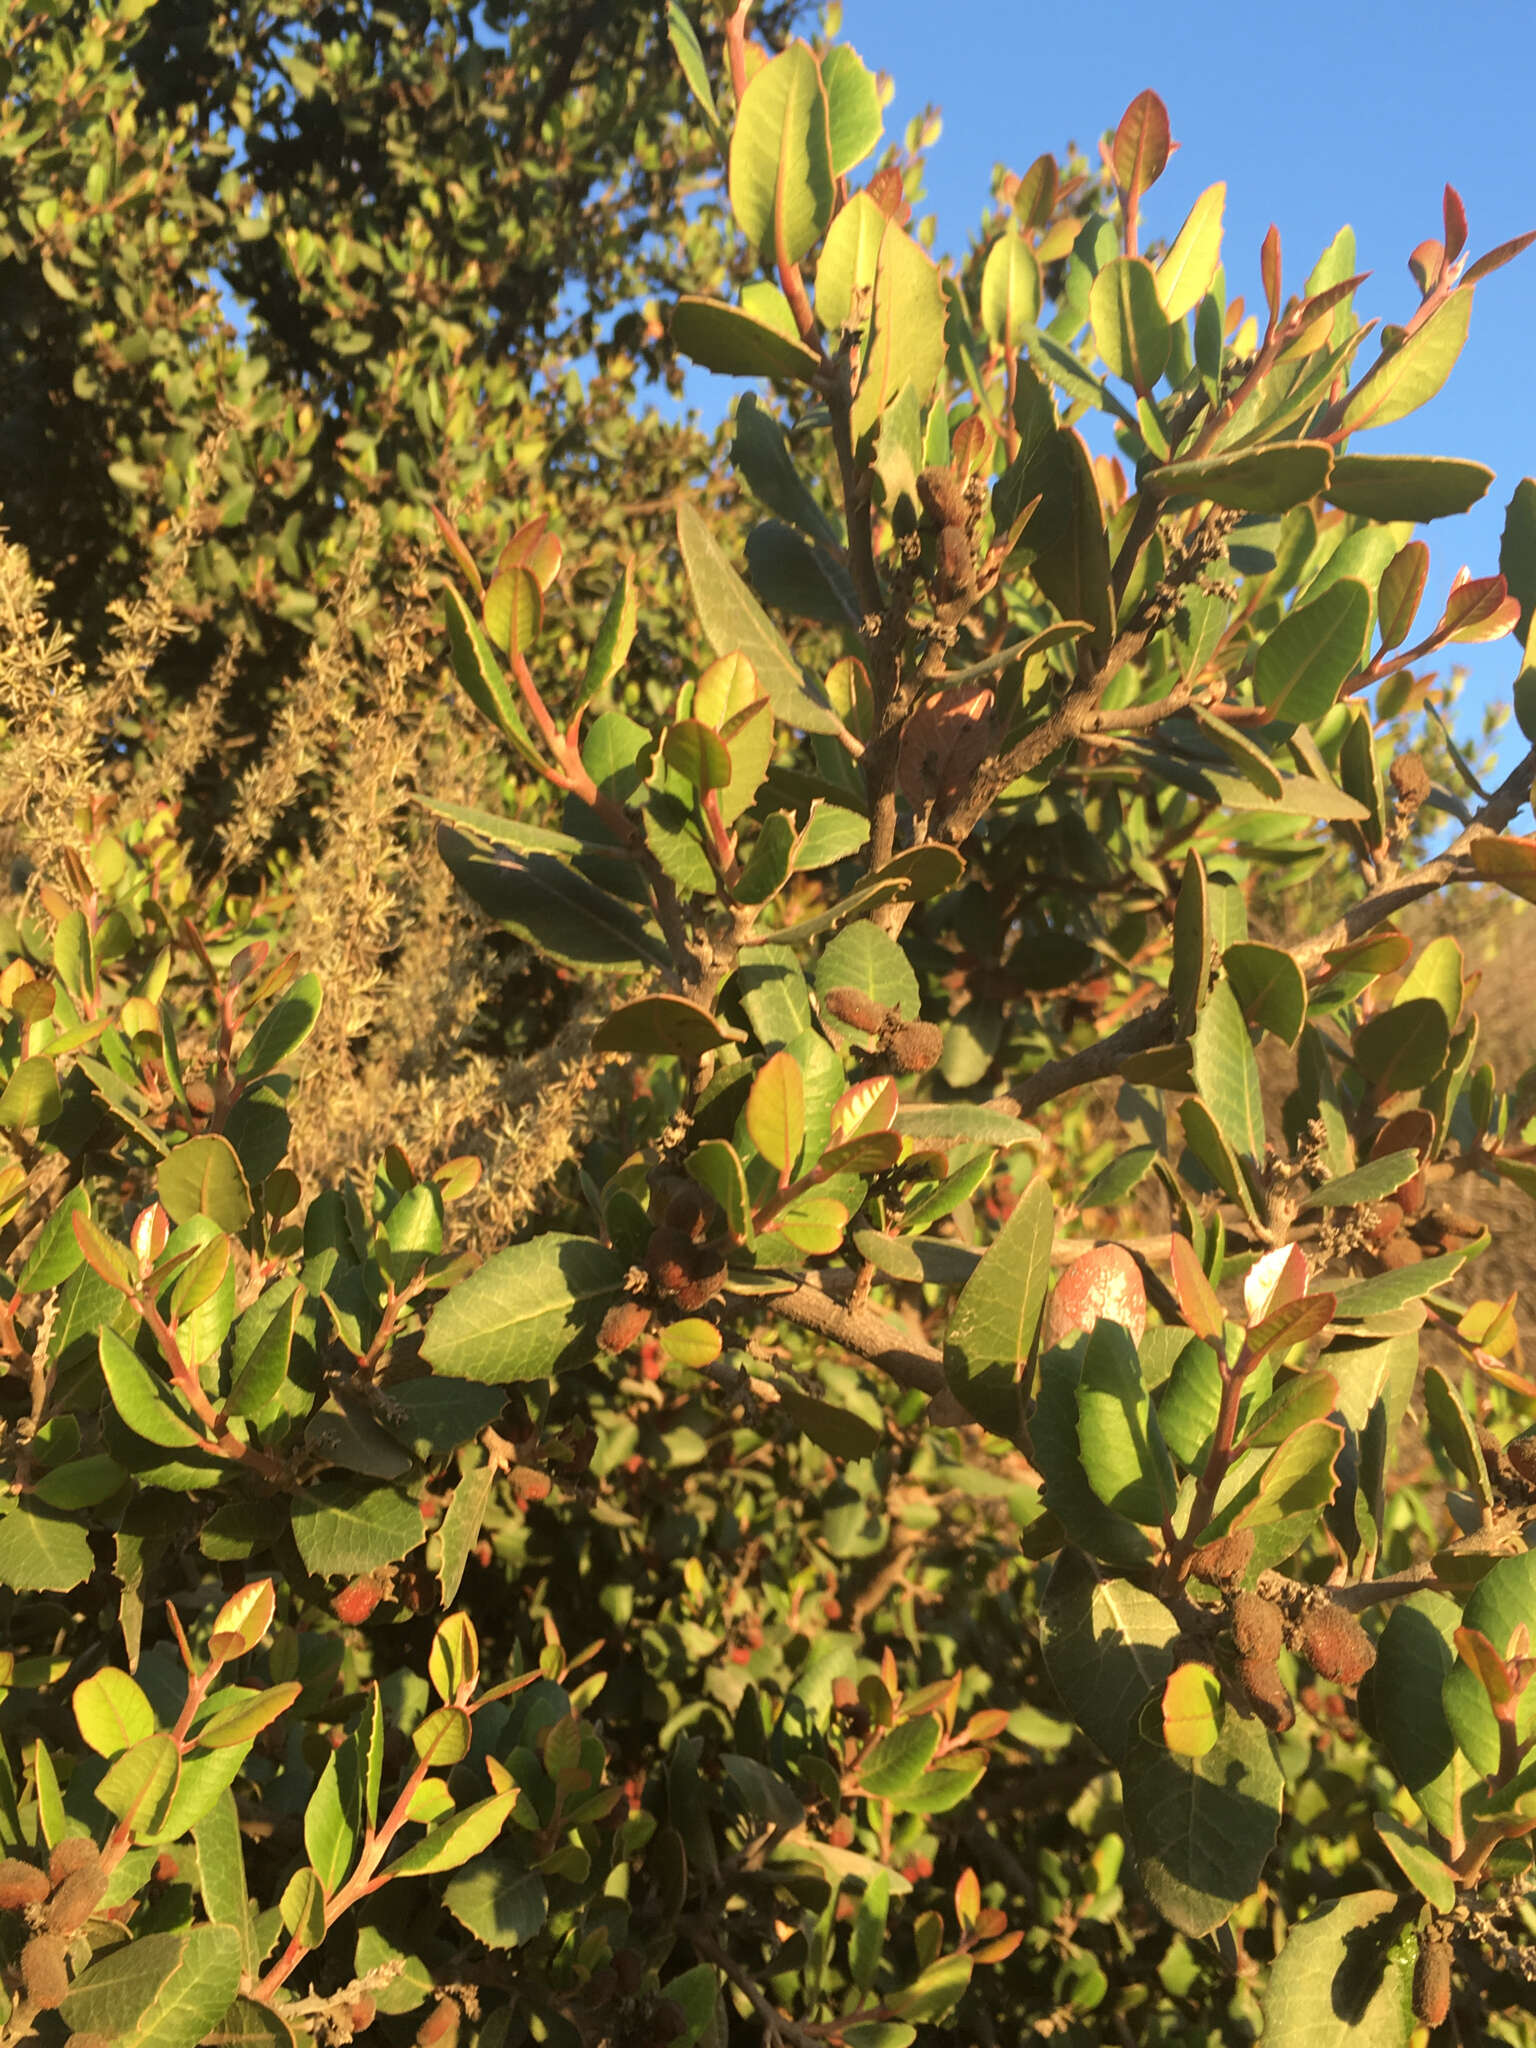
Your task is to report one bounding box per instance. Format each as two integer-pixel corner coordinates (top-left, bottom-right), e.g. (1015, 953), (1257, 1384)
(683, 1922), (823, 2048)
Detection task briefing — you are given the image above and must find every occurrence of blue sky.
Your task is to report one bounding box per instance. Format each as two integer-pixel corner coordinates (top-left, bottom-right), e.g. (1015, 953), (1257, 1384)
(832, 0), (1536, 784)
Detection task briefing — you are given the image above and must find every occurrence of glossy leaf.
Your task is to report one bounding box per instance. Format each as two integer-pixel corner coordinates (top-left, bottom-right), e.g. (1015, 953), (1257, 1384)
(422, 1234), (626, 1382)
(728, 42), (834, 266)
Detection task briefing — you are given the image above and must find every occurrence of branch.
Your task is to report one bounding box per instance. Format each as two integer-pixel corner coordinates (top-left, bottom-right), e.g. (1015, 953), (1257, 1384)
(763, 1280), (945, 1398)
(1294, 739), (1536, 972)
(682, 1923), (822, 2048)
(993, 996), (1173, 1121)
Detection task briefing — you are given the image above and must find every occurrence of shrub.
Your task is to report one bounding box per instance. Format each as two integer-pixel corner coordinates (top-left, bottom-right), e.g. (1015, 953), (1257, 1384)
(3, 6), (1536, 2045)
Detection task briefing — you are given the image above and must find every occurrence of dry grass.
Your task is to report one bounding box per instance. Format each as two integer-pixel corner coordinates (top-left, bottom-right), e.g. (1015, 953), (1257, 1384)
(0, 482), (610, 1250)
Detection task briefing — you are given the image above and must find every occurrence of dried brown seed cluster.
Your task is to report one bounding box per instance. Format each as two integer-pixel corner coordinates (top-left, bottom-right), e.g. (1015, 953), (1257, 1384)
(1231, 1592), (1285, 1662)
(1236, 1652), (1295, 1734)
(20, 1933), (70, 2010)
(599, 1300), (652, 1354)
(1295, 1600), (1376, 1687)
(0, 1859), (48, 1912)
(822, 988), (943, 1073)
(1187, 1528), (1255, 1586)
(1413, 1931), (1454, 2026)
(823, 986), (887, 1034)
(646, 1225), (728, 1313)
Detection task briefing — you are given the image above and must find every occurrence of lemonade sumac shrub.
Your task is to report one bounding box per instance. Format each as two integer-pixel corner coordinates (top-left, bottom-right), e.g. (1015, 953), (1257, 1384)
(4, 5), (1536, 2046)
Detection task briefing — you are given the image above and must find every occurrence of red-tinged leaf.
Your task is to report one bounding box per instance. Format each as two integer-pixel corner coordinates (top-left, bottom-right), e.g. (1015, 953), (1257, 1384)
(1243, 1244), (1309, 1323)
(1111, 89), (1172, 199)
(831, 1076), (899, 1143)
(1409, 238), (1444, 298)
(1444, 185), (1468, 264)
(1293, 271), (1370, 331)
(745, 1050), (805, 1176)
(497, 518), (563, 594)
(1378, 541), (1429, 651)
(1260, 224), (1282, 327)
(431, 505), (483, 597)
(1013, 153), (1058, 232)
(1461, 229), (1536, 287)
(1470, 834), (1536, 905)
(1454, 1625), (1514, 1706)
(1440, 572), (1521, 644)
(1242, 1291), (1336, 1368)
(483, 564), (543, 657)
(1169, 1234), (1223, 1342)
(70, 1210), (137, 1294)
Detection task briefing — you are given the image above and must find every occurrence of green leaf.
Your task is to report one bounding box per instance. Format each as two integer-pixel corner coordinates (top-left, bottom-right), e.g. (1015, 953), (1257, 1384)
(1077, 1321), (1178, 1526)
(99, 1328), (204, 1450)
(671, 295), (823, 382)
(1325, 453), (1492, 521)
(728, 41), (833, 265)
(1122, 1710), (1283, 1937)
(666, 2), (725, 149)
(745, 1049), (805, 1173)
(816, 189), (886, 335)
(443, 1856), (547, 1949)
(193, 1793), (252, 1976)
(74, 1668), (156, 1757)
(1254, 578), (1372, 723)
(1374, 1594), (1467, 1837)
(1340, 290), (1472, 433)
(1500, 476), (1536, 645)
(1443, 1549), (1536, 1774)
(1331, 1242), (1481, 1318)
(305, 1746), (360, 1894)
(198, 1684), (302, 1750)
(442, 584), (543, 767)
(156, 1136), (253, 1233)
(1156, 182), (1226, 321)
(1170, 849), (1210, 1037)
(677, 500), (837, 733)
(1152, 440), (1333, 514)
(422, 1233), (625, 1382)
(776, 1382), (882, 1460)
(1223, 942), (1306, 1047)
(0, 1500), (96, 1592)
(236, 973), (322, 1080)
(851, 226), (949, 444)
(1040, 1551), (1179, 1764)
(97, 1732), (181, 1831)
(1192, 979), (1265, 1162)
(289, 1481), (422, 1579)
(663, 718), (732, 791)
(1353, 999), (1449, 1094)
(942, 1174), (1053, 1436)
(1374, 1816), (1456, 1912)
(436, 1448), (496, 1609)
(61, 1925), (245, 2048)
(687, 1140), (754, 1245)
(1089, 256), (1171, 389)
(731, 394), (842, 549)
(387, 1789), (518, 1878)
(1161, 1662), (1223, 1758)
(1262, 1891), (1413, 2045)
(1298, 1149), (1418, 1212)
(438, 830), (669, 972)
(0, 1055), (61, 1130)
(1027, 426), (1115, 656)
(819, 44), (882, 175)
(859, 1714), (941, 1798)
(981, 231), (1042, 349)
(225, 1284), (302, 1418)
